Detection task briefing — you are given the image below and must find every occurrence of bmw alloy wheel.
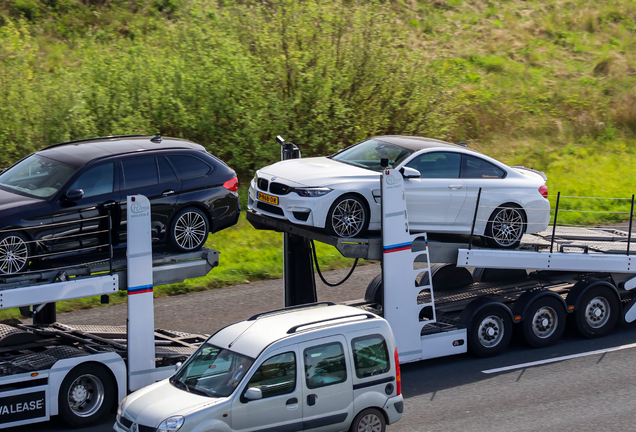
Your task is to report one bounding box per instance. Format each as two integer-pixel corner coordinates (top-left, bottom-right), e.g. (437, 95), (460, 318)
(0, 234), (29, 275)
(329, 197), (367, 238)
(173, 210), (208, 251)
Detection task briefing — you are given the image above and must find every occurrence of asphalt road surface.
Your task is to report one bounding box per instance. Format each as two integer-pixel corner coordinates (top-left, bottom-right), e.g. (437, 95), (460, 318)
(15, 259), (636, 432)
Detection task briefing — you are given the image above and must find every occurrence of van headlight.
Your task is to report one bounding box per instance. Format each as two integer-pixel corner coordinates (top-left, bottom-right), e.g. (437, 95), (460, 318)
(294, 187), (332, 197)
(158, 416), (185, 432)
(116, 396), (127, 422)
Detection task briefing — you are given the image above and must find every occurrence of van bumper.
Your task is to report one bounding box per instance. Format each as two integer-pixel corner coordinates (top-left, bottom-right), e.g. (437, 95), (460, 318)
(383, 394), (404, 424)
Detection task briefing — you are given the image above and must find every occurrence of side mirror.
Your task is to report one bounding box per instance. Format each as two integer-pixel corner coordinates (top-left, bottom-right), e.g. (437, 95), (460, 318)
(65, 189), (84, 202)
(244, 388), (262, 401)
(175, 362), (183, 371)
(400, 166), (421, 179)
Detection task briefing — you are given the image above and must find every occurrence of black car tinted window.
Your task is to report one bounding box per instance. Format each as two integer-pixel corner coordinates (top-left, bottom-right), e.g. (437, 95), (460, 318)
(158, 156), (178, 183)
(169, 155), (212, 180)
(461, 155), (505, 179)
(406, 152), (460, 178)
(122, 157), (158, 189)
(69, 163), (114, 198)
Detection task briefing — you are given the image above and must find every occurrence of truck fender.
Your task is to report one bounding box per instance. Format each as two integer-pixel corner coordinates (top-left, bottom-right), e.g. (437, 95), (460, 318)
(511, 289), (568, 323)
(457, 297), (513, 329)
(565, 280), (621, 313)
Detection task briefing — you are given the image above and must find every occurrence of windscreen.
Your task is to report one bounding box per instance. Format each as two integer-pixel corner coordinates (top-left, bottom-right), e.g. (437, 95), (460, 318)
(171, 343), (254, 397)
(0, 154), (77, 198)
(331, 139), (413, 172)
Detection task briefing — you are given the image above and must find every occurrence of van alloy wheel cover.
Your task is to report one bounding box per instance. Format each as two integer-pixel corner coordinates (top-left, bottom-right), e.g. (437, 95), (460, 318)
(356, 412), (383, 432)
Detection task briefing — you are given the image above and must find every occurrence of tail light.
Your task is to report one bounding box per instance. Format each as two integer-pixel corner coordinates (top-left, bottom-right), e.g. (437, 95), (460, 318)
(394, 348), (401, 395)
(539, 185), (548, 199)
(223, 177), (238, 192)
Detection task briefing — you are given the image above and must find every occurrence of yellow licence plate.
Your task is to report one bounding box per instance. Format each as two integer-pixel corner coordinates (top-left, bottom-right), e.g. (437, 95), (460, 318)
(258, 192), (279, 205)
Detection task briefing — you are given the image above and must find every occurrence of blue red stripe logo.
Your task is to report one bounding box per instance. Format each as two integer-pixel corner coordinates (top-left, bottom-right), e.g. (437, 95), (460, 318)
(383, 242), (412, 253)
(128, 284), (153, 295)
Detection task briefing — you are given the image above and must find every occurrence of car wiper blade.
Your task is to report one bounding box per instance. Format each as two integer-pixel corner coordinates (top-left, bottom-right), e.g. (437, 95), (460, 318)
(185, 384), (212, 397)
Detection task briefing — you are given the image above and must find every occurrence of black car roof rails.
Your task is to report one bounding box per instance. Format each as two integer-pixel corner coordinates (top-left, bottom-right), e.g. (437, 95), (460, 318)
(41, 135), (150, 150)
(247, 302), (336, 321)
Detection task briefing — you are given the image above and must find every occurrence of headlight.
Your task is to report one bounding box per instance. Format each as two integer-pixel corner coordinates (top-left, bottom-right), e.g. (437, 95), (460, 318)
(252, 173), (258, 185)
(294, 187), (332, 197)
(116, 396), (127, 422)
(158, 416), (185, 432)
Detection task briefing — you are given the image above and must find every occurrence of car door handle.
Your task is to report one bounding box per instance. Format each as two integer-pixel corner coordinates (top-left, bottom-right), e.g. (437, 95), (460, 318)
(162, 189), (175, 197)
(102, 200), (117, 209)
(307, 394), (317, 406)
(286, 398), (298, 405)
(448, 185), (463, 190)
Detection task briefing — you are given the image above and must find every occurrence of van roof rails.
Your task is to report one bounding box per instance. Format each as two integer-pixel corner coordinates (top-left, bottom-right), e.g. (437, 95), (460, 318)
(247, 302), (336, 321)
(286, 313), (376, 334)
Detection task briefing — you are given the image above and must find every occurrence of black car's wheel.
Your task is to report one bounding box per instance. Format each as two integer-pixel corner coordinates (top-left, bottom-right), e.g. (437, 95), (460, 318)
(468, 306), (513, 357)
(350, 408), (385, 432)
(0, 231), (30, 275)
(59, 364), (115, 428)
(326, 194), (369, 238)
(575, 286), (620, 338)
(169, 207), (210, 252)
(484, 204), (526, 249)
(522, 296), (566, 348)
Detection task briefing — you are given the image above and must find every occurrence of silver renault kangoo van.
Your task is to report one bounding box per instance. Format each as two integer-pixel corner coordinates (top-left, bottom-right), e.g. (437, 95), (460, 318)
(114, 303), (403, 432)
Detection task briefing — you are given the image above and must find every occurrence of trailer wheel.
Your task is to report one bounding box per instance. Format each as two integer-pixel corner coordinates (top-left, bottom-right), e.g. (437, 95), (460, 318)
(575, 286), (620, 338)
(468, 306), (512, 357)
(349, 408), (385, 432)
(58, 363), (115, 428)
(522, 297), (566, 348)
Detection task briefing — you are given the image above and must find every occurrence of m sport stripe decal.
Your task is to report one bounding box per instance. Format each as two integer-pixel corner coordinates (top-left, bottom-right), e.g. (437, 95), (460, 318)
(128, 284), (153, 295)
(383, 242), (412, 253)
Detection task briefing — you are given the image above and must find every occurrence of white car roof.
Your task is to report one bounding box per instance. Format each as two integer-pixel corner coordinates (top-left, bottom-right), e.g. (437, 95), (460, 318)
(209, 304), (382, 358)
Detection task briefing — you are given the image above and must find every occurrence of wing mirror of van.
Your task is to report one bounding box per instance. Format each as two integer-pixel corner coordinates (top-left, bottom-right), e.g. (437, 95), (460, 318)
(400, 166), (421, 179)
(244, 388), (263, 401)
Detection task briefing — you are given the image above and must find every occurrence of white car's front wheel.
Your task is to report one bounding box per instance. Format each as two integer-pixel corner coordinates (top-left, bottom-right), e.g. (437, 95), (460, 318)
(326, 194), (369, 238)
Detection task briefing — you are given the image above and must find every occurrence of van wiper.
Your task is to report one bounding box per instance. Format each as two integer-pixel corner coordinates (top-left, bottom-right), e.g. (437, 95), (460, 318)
(170, 376), (190, 393)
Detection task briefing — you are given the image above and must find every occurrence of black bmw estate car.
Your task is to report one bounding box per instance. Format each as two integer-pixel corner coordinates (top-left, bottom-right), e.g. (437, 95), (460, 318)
(0, 135), (240, 275)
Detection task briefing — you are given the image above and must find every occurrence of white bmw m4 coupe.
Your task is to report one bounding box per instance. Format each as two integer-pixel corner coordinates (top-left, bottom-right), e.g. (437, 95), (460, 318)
(248, 136), (551, 248)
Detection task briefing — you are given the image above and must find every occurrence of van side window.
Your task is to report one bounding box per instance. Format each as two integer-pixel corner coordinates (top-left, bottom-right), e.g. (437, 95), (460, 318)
(351, 335), (390, 378)
(246, 352), (296, 399)
(304, 342), (347, 389)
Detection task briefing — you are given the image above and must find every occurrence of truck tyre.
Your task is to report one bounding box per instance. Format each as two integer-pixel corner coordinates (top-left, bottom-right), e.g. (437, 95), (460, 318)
(58, 363), (115, 428)
(468, 306), (512, 357)
(350, 408), (386, 432)
(522, 296), (566, 348)
(575, 286), (620, 338)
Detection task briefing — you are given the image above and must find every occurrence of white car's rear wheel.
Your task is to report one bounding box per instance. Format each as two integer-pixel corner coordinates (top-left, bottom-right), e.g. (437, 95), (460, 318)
(326, 194), (369, 238)
(484, 204), (526, 249)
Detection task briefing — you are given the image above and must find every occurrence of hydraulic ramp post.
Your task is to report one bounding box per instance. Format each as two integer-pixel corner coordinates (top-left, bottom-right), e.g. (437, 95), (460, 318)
(277, 136), (317, 307)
